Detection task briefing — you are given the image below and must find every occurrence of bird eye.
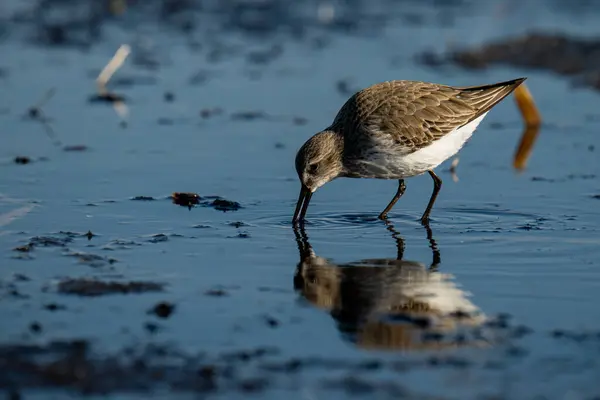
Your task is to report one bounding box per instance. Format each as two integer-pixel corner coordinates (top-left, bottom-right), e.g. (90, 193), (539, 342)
(308, 164), (318, 174)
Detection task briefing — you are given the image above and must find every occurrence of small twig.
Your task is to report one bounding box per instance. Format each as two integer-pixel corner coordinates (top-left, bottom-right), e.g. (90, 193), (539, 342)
(33, 87), (56, 111)
(40, 118), (62, 147)
(25, 88), (62, 147)
(97, 44), (131, 94)
(27, 88), (56, 119)
(94, 44), (131, 126)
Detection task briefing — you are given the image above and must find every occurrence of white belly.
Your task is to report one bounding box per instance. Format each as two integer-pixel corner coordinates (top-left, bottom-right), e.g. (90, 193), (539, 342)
(356, 113), (488, 178)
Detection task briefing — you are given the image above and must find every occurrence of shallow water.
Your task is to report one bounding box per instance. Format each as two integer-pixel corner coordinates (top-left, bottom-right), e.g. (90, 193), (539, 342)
(2, 1), (600, 399)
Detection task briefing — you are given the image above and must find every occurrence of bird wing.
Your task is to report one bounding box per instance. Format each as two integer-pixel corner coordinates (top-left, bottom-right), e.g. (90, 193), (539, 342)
(331, 79), (525, 153)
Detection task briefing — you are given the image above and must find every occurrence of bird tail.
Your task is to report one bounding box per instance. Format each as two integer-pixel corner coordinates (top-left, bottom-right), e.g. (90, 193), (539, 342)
(456, 77), (526, 118)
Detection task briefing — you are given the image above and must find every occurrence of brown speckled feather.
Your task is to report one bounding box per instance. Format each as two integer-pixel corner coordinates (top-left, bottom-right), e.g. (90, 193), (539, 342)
(329, 78), (525, 153)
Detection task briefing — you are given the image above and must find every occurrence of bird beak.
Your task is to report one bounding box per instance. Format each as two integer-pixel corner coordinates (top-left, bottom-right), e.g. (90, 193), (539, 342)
(292, 185), (313, 224)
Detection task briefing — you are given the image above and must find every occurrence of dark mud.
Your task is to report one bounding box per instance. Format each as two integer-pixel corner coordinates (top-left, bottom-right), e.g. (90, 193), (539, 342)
(421, 32), (600, 92)
(2, 328), (600, 397)
(2, 0), (600, 399)
(57, 278), (165, 297)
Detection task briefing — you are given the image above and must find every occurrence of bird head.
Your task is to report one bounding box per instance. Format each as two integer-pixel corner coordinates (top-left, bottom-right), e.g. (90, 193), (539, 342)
(293, 130), (344, 224)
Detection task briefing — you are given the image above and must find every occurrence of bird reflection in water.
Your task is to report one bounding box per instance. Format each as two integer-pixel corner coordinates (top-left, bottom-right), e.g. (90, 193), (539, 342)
(293, 222), (488, 351)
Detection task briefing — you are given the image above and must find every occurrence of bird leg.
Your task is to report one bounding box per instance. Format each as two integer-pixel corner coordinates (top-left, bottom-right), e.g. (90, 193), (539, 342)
(378, 179), (406, 220)
(420, 170), (442, 224)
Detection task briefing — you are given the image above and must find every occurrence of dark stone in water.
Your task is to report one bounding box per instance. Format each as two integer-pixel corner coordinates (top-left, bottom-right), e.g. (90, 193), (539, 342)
(211, 199), (241, 212)
(131, 196), (155, 201)
(262, 315), (280, 328)
(163, 91), (175, 102)
(43, 303), (67, 312)
(29, 322), (43, 334)
(149, 302), (175, 319)
(14, 156), (31, 165)
(231, 232), (250, 239)
(148, 234), (169, 243)
(57, 278), (165, 297)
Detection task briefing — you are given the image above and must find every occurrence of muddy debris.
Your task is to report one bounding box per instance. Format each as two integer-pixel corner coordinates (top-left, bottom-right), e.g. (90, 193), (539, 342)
(238, 377), (269, 393)
(147, 234), (169, 243)
(211, 198), (242, 212)
(13, 156), (32, 165)
(13, 244), (33, 253)
(550, 329), (600, 343)
(205, 288), (229, 297)
(292, 116), (308, 126)
(262, 315), (280, 328)
(84, 230), (95, 240)
(420, 32), (600, 92)
(163, 91), (175, 102)
(148, 302), (175, 319)
(199, 107), (224, 119)
(144, 322), (161, 334)
(0, 327), (594, 397)
(43, 303), (67, 312)
(103, 239), (142, 250)
(230, 232), (251, 239)
(63, 145), (89, 152)
(192, 224), (213, 229)
(1, 283), (29, 300)
(171, 192), (200, 209)
(131, 195), (156, 201)
(65, 251), (117, 267)
(29, 322), (43, 334)
(228, 221), (248, 228)
(27, 235), (73, 248)
(230, 110), (269, 121)
(12, 274), (31, 282)
(57, 278), (165, 297)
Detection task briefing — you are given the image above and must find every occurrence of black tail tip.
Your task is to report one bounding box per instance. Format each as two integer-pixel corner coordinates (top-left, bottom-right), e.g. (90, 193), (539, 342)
(512, 77), (527, 85)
